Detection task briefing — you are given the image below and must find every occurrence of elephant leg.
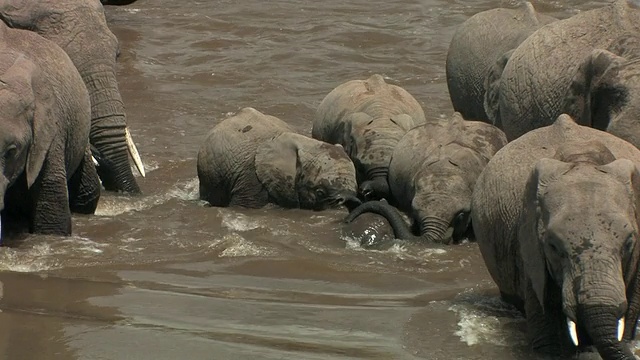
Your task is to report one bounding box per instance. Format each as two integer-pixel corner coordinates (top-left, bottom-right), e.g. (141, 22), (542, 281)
(69, 147), (101, 214)
(29, 148), (72, 236)
(524, 279), (565, 355)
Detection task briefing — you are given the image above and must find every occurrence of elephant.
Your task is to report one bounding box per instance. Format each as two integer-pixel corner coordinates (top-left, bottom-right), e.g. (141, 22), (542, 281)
(471, 114), (640, 359)
(345, 112), (507, 244)
(197, 107), (361, 210)
(486, 0), (640, 142)
(0, 0), (145, 194)
(446, 2), (556, 122)
(312, 74), (426, 201)
(0, 23), (101, 241)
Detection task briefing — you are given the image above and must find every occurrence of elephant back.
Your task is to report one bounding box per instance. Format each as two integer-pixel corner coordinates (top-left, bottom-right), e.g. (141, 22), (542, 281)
(312, 74), (426, 144)
(446, 2), (556, 122)
(197, 107), (292, 207)
(498, 0), (640, 140)
(472, 114), (640, 298)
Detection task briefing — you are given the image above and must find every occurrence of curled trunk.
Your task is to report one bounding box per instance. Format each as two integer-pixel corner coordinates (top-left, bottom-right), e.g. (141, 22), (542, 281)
(344, 201), (451, 243)
(84, 69), (141, 194)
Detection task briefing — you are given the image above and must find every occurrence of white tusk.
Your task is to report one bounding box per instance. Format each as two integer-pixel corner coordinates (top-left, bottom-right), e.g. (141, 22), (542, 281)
(618, 317), (625, 341)
(125, 127), (145, 178)
(92, 156), (99, 166)
(567, 319), (579, 347)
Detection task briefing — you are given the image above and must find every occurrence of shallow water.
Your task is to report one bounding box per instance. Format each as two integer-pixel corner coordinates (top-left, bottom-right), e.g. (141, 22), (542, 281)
(0, 1), (630, 359)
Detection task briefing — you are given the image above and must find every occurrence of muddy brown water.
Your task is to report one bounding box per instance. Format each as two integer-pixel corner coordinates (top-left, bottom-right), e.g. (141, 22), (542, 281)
(0, 1), (631, 359)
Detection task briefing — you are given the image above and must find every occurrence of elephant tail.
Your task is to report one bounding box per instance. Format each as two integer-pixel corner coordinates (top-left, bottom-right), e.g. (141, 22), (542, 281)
(344, 200), (421, 242)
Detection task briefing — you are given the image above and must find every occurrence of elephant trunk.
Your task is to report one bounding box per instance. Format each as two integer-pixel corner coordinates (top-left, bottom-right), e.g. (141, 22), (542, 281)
(580, 305), (634, 360)
(419, 216), (452, 244)
(343, 201), (422, 242)
(359, 176), (390, 201)
(83, 68), (141, 194)
(563, 259), (634, 359)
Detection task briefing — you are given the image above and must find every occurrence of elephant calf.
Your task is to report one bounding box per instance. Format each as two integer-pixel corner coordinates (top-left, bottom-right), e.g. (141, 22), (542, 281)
(0, 23), (100, 240)
(197, 107), (361, 210)
(472, 114), (640, 359)
(345, 113), (507, 244)
(446, 1), (555, 122)
(312, 74), (426, 201)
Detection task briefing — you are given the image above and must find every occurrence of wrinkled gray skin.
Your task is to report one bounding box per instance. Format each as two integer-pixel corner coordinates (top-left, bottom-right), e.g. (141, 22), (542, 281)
(472, 114), (640, 360)
(446, 2), (556, 122)
(564, 34), (640, 150)
(198, 107), (361, 210)
(312, 74), (426, 201)
(346, 113), (507, 244)
(341, 211), (395, 250)
(0, 0), (142, 194)
(487, 0), (640, 141)
(0, 24), (100, 239)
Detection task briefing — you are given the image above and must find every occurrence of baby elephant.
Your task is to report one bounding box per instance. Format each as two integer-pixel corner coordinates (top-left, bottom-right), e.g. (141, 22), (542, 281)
(197, 107), (361, 210)
(312, 74), (426, 201)
(345, 113), (507, 244)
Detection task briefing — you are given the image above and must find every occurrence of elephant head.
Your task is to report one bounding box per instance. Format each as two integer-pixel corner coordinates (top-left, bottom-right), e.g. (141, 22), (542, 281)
(519, 140), (640, 359)
(564, 34), (640, 149)
(255, 133), (361, 211)
(0, 0), (145, 194)
(340, 112), (416, 201)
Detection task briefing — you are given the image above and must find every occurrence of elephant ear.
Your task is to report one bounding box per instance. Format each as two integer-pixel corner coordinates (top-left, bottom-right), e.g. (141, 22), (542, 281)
(598, 158), (640, 229)
(519, 158), (573, 309)
(563, 49), (626, 130)
(6, 56), (57, 189)
(340, 112), (373, 159)
(389, 114), (416, 132)
(483, 49), (514, 128)
(255, 132), (300, 208)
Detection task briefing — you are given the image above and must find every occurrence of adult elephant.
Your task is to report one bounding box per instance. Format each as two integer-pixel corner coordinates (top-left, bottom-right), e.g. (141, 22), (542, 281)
(312, 74), (426, 201)
(0, 23), (100, 240)
(446, 2), (556, 122)
(346, 113), (507, 244)
(0, 0), (145, 194)
(198, 107), (361, 210)
(472, 114), (640, 359)
(486, 0), (640, 141)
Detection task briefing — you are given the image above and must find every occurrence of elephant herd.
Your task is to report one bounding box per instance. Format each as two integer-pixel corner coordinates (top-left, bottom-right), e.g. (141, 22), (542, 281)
(2, 0), (640, 359)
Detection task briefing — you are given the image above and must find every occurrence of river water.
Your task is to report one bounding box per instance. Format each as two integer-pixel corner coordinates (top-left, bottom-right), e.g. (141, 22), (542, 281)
(0, 1), (628, 359)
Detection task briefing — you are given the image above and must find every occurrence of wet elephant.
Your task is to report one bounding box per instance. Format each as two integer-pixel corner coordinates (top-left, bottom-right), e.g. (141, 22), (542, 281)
(472, 114), (640, 359)
(486, 0), (640, 144)
(312, 74), (426, 201)
(346, 113), (507, 244)
(198, 107), (361, 210)
(0, 0), (145, 194)
(0, 23), (100, 240)
(446, 1), (556, 122)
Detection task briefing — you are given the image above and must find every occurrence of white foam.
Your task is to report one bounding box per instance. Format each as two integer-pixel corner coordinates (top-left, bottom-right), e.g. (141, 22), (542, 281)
(221, 212), (262, 232)
(450, 304), (506, 346)
(0, 243), (59, 272)
(123, 8), (141, 14)
(218, 234), (274, 257)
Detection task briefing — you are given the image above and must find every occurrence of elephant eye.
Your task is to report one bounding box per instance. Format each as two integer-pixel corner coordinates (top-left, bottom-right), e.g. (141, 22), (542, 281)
(315, 188), (326, 198)
(546, 238), (567, 258)
(4, 144), (17, 160)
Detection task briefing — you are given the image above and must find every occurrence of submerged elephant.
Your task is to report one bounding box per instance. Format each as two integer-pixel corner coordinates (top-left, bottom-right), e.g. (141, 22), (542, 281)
(446, 2), (556, 122)
(487, 0), (640, 141)
(198, 107), (361, 210)
(472, 114), (640, 359)
(312, 74), (426, 201)
(0, 24), (101, 240)
(0, 0), (145, 194)
(346, 113), (507, 244)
